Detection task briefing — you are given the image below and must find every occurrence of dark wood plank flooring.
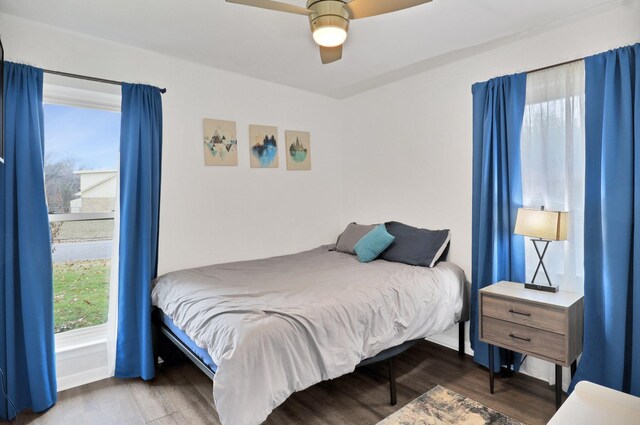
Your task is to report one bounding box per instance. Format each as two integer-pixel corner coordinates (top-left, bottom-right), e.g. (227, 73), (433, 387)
(15, 340), (556, 425)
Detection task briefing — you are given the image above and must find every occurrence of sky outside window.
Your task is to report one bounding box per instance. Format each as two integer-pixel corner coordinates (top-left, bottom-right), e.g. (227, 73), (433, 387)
(44, 103), (120, 169)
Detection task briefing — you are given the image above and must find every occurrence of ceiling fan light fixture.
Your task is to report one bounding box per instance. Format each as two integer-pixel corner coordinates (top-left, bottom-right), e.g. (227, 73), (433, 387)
(313, 25), (347, 47)
(309, 4), (350, 48)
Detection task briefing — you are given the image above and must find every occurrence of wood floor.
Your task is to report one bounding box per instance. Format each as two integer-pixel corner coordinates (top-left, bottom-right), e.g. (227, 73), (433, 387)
(16, 340), (557, 425)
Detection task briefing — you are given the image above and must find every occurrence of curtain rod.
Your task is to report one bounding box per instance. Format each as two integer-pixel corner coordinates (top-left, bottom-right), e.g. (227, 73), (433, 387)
(42, 68), (167, 94)
(525, 57), (584, 75)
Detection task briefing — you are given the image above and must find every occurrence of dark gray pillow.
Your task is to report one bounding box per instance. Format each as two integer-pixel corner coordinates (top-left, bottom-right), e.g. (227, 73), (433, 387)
(335, 222), (376, 255)
(380, 221), (450, 267)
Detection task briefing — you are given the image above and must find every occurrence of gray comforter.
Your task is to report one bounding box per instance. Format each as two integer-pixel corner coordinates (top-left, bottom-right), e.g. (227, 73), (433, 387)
(151, 246), (466, 425)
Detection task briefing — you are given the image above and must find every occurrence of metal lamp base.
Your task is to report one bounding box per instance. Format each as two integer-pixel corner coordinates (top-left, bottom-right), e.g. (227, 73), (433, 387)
(526, 238), (559, 293)
(524, 283), (559, 293)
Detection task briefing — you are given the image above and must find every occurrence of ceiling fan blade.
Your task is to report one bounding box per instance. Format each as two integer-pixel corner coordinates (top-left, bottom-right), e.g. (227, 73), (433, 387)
(320, 45), (343, 64)
(226, 0), (312, 15)
(345, 0), (432, 19)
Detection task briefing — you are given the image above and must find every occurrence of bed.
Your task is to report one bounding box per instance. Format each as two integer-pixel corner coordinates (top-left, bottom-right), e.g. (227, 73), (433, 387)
(151, 245), (468, 425)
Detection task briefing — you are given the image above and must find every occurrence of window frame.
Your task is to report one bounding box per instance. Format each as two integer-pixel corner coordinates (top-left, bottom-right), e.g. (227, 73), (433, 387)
(49, 212), (115, 222)
(43, 79), (121, 385)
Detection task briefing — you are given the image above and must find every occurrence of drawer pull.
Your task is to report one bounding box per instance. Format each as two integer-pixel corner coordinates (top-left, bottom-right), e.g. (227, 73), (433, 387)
(508, 309), (531, 317)
(509, 333), (531, 342)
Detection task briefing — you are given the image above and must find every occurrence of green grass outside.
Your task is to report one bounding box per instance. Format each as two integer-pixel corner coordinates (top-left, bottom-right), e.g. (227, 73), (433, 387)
(53, 259), (110, 333)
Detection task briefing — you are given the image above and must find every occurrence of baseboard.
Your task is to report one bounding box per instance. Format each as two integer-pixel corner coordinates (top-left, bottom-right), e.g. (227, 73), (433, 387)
(427, 333), (473, 356)
(57, 365), (109, 392)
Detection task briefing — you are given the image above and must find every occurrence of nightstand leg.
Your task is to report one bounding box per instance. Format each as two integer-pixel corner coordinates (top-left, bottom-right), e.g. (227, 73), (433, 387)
(555, 364), (562, 409)
(489, 344), (494, 394)
(571, 360), (577, 378)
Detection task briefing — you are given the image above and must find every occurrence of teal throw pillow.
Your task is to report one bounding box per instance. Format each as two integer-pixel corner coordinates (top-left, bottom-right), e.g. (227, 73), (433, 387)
(354, 224), (395, 263)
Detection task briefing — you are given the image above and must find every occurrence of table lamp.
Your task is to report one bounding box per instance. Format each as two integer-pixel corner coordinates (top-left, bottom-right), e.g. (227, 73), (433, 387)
(514, 206), (568, 293)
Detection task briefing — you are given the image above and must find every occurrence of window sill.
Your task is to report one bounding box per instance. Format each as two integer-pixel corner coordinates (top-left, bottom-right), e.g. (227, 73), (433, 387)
(55, 323), (108, 353)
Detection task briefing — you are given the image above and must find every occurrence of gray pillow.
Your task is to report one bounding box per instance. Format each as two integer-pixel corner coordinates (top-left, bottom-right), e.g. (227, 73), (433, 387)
(380, 221), (451, 267)
(335, 222), (376, 255)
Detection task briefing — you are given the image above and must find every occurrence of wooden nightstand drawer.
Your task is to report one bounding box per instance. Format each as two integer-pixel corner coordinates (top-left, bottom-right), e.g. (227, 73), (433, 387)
(482, 294), (566, 334)
(481, 316), (566, 363)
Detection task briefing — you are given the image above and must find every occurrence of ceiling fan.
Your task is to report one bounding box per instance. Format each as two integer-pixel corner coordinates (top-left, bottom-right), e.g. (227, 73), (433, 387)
(226, 0), (433, 64)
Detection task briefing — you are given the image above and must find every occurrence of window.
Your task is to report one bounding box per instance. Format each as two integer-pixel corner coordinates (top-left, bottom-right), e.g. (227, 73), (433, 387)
(44, 90), (120, 336)
(521, 61), (585, 293)
(519, 61), (585, 386)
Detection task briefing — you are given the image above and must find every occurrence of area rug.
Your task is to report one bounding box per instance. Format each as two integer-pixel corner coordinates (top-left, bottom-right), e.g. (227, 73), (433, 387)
(377, 385), (522, 425)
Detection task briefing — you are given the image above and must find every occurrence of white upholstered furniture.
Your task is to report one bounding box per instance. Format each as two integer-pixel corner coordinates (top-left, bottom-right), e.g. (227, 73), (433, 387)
(548, 381), (640, 425)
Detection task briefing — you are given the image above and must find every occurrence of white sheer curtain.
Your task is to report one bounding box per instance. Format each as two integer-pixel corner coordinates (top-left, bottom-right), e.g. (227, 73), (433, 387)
(519, 61), (585, 389)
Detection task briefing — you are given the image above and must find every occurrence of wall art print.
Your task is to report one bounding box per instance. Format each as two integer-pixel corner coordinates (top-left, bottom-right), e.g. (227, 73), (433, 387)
(249, 124), (279, 168)
(285, 130), (311, 170)
(203, 118), (238, 166)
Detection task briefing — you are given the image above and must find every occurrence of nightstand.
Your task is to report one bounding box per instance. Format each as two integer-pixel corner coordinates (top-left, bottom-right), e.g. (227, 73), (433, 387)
(479, 281), (584, 409)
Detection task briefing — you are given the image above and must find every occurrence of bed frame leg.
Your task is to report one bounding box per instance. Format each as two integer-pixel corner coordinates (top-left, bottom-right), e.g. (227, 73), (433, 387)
(389, 357), (397, 406)
(458, 321), (465, 358)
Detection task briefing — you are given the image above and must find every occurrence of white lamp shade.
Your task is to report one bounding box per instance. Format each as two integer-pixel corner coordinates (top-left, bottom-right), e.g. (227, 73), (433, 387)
(514, 208), (568, 241)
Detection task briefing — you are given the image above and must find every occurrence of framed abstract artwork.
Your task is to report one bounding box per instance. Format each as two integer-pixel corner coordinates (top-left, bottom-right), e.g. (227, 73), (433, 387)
(249, 124), (279, 168)
(285, 130), (311, 170)
(203, 118), (238, 166)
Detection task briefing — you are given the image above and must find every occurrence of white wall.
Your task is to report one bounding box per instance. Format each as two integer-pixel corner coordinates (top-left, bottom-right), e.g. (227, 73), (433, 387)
(340, 2), (640, 368)
(0, 13), (345, 275)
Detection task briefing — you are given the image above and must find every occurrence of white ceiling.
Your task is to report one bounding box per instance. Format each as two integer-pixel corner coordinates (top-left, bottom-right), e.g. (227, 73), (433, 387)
(0, 0), (630, 98)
